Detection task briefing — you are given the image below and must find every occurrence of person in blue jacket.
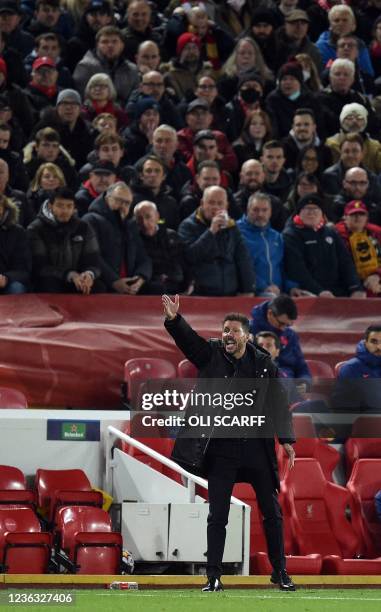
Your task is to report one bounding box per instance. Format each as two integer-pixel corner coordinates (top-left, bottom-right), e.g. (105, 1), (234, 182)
(332, 325), (381, 412)
(249, 294), (311, 382)
(375, 490), (381, 522)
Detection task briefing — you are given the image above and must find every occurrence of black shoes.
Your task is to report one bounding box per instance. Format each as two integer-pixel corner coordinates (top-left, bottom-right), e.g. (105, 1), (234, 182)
(270, 570), (296, 591)
(202, 576), (224, 592)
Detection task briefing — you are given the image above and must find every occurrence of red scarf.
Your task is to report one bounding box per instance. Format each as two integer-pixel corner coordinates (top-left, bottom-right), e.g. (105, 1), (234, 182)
(83, 179), (100, 199)
(30, 80), (57, 99)
(91, 100), (116, 116)
(293, 214), (326, 231)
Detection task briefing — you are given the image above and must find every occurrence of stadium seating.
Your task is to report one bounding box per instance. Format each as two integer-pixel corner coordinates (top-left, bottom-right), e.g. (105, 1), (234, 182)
(346, 459), (381, 558)
(344, 438), (381, 479)
(54, 506), (122, 574)
(282, 458), (381, 574)
(0, 507), (51, 573)
(177, 359), (198, 379)
(334, 361), (347, 377)
(277, 439), (340, 482)
(305, 360), (334, 379)
(123, 357), (177, 409)
(0, 387), (28, 409)
(0, 465), (35, 507)
(35, 469), (103, 522)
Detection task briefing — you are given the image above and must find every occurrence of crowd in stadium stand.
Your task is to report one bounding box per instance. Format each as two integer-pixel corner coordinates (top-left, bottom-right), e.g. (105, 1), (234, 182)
(1, 0), (381, 297)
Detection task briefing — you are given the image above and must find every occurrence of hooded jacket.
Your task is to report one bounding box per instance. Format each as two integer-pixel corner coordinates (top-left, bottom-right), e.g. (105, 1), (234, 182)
(0, 198), (30, 286)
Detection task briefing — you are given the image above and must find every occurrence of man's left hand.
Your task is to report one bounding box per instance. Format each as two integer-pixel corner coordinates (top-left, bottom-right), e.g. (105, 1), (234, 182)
(283, 443), (295, 469)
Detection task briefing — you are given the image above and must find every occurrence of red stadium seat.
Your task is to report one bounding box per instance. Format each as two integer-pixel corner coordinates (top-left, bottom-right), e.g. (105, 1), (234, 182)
(347, 459), (381, 558)
(278, 439), (340, 481)
(334, 361), (347, 377)
(345, 438), (381, 479)
(292, 414), (316, 437)
(55, 506), (122, 574)
(0, 465), (35, 507)
(305, 360), (334, 379)
(232, 484), (322, 575)
(0, 387), (27, 409)
(0, 508), (51, 573)
(351, 416), (381, 438)
(35, 469), (102, 522)
(283, 458), (381, 574)
(177, 359), (198, 379)
(124, 358), (176, 409)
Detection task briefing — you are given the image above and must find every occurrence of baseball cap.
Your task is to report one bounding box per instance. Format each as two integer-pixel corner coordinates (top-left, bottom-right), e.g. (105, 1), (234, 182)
(187, 98), (210, 113)
(91, 160), (117, 175)
(0, 0), (20, 14)
(344, 200), (368, 215)
(85, 0), (112, 14)
(32, 56), (56, 71)
(285, 10), (310, 23)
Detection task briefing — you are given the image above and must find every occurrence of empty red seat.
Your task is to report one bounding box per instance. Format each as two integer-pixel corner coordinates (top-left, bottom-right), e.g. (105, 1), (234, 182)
(124, 358), (176, 409)
(177, 359), (198, 379)
(0, 508), (51, 573)
(305, 360), (334, 379)
(345, 438), (381, 478)
(0, 465), (35, 506)
(55, 506), (122, 574)
(35, 469), (103, 522)
(278, 440), (340, 482)
(283, 458), (381, 574)
(0, 387), (27, 409)
(347, 459), (381, 558)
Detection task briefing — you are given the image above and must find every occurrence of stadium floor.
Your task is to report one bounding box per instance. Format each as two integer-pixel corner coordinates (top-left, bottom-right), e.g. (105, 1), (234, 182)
(1, 589), (381, 612)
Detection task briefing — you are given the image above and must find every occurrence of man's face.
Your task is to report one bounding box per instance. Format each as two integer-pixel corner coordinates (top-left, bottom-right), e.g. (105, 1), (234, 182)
(57, 100), (80, 125)
(127, 1), (151, 32)
(341, 142), (364, 168)
(89, 171), (116, 193)
(261, 148), (285, 175)
(195, 76), (217, 105)
(337, 37), (358, 61)
(32, 65), (58, 88)
(222, 319), (249, 358)
(37, 38), (60, 60)
(36, 139), (60, 161)
(86, 10), (111, 31)
(97, 34), (124, 60)
(201, 189), (227, 220)
(180, 42), (200, 64)
(252, 21), (273, 41)
(141, 159), (165, 190)
(299, 204), (323, 229)
(99, 142), (123, 166)
(141, 73), (165, 101)
(135, 205), (159, 236)
(0, 10), (20, 34)
(139, 108), (160, 133)
(196, 167), (221, 191)
(256, 335), (280, 359)
(330, 66), (354, 93)
(341, 112), (367, 133)
(35, 3), (60, 27)
(345, 211), (368, 233)
(186, 108), (212, 131)
(153, 131), (177, 162)
(285, 19), (309, 41)
(50, 197), (75, 223)
(330, 11), (354, 36)
(343, 169), (369, 198)
(194, 138), (218, 162)
(0, 161), (8, 192)
(293, 114), (316, 143)
(136, 43), (160, 71)
(0, 129), (10, 149)
(240, 161), (265, 190)
(189, 8), (208, 37)
(267, 308), (294, 330)
(0, 105), (12, 124)
(247, 198), (272, 227)
(106, 186), (132, 211)
(280, 75), (300, 96)
(365, 331), (381, 356)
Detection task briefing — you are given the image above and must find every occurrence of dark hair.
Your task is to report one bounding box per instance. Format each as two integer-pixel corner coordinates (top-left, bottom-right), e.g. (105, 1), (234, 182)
(255, 330), (281, 350)
(49, 186), (75, 203)
(295, 170), (323, 194)
(293, 107), (316, 121)
(268, 294), (297, 320)
(96, 25), (124, 43)
(196, 160), (220, 174)
(222, 313), (250, 334)
(0, 121), (11, 134)
(142, 154), (167, 173)
(262, 140), (285, 153)
(35, 127), (60, 144)
(296, 146), (325, 177)
(35, 32), (60, 48)
(365, 325), (381, 340)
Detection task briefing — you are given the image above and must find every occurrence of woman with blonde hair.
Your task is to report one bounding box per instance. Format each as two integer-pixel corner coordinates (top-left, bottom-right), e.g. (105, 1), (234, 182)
(218, 37), (272, 101)
(82, 73), (128, 128)
(27, 163), (66, 215)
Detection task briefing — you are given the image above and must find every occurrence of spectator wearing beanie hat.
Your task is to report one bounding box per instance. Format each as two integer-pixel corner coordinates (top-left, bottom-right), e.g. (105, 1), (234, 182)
(265, 61), (325, 138)
(335, 200), (381, 296)
(0, 56), (34, 139)
(325, 102), (381, 174)
(250, 8), (280, 72)
(162, 32), (212, 100)
(283, 192), (365, 297)
(121, 96), (160, 165)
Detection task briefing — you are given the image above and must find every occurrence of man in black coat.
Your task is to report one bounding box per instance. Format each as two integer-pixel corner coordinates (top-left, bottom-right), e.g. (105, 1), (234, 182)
(162, 294), (296, 592)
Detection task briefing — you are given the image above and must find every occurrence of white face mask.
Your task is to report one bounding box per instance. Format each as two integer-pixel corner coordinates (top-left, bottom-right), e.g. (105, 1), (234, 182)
(303, 69), (311, 81)
(227, 0), (246, 12)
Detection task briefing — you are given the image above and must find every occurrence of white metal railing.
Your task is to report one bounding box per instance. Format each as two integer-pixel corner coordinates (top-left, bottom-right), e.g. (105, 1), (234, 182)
(105, 425), (251, 574)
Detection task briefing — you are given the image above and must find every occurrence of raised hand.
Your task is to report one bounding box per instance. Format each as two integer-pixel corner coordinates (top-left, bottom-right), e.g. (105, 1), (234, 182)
(162, 294), (179, 320)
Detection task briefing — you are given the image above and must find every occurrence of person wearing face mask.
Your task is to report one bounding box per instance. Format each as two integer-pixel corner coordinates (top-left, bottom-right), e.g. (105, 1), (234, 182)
(325, 103), (381, 174)
(265, 61), (325, 139)
(225, 70), (264, 142)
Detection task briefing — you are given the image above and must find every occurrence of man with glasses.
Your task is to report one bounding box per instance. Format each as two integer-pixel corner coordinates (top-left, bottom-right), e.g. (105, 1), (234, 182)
(249, 293), (311, 380)
(127, 70), (183, 130)
(83, 181), (151, 293)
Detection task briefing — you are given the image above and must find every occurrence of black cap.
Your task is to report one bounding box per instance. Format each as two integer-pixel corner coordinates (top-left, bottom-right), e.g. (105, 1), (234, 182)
(238, 70), (264, 89)
(296, 194), (325, 214)
(187, 98), (210, 113)
(90, 160), (117, 175)
(0, 0), (20, 14)
(193, 129), (216, 145)
(85, 0), (112, 15)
